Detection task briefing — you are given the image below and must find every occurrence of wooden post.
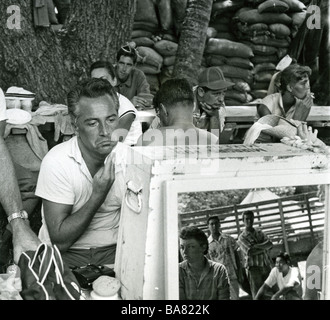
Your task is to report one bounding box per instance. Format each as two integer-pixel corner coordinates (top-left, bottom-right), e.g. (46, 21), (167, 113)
(278, 199), (290, 255)
(234, 205), (241, 238)
(305, 194), (316, 248)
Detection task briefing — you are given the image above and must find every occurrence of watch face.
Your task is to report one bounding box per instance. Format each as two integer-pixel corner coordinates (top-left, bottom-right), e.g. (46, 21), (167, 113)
(20, 210), (28, 219)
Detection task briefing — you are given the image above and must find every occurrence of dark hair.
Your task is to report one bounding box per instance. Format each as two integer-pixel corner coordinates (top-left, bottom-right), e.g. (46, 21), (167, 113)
(179, 226), (208, 254)
(242, 210), (254, 220)
(153, 78), (194, 111)
(276, 252), (291, 265)
(116, 44), (138, 64)
(207, 216), (220, 225)
(280, 64), (312, 92)
(67, 78), (119, 122)
(90, 60), (116, 79)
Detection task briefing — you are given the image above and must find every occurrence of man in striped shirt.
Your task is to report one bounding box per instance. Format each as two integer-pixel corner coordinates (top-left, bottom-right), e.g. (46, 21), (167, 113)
(237, 210), (273, 299)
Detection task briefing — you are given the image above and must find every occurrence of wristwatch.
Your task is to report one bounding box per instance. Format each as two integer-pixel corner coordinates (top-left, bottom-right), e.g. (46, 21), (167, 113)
(7, 210), (28, 223)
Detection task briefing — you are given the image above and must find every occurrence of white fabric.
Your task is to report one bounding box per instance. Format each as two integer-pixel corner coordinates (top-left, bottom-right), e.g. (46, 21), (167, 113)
(36, 137), (127, 250)
(118, 94), (142, 146)
(243, 122), (273, 145)
(0, 88), (7, 121)
(265, 266), (301, 290)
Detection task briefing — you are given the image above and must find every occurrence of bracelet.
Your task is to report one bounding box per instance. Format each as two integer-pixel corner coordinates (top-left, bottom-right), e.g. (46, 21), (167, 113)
(7, 210), (28, 224)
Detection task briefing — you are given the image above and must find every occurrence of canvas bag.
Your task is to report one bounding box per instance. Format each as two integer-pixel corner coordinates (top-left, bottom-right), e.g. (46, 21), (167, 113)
(18, 243), (83, 300)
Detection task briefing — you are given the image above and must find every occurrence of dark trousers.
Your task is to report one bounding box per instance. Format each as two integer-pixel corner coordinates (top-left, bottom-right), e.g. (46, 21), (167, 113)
(247, 266), (271, 299)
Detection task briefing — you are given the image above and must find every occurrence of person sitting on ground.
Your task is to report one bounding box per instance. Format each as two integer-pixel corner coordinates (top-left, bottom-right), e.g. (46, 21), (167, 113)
(0, 87), (40, 267)
(136, 78), (218, 146)
(90, 60), (142, 146)
(207, 216), (242, 300)
(35, 78), (128, 268)
(194, 66), (235, 140)
(256, 63), (314, 143)
(179, 226), (230, 300)
(255, 252), (303, 300)
(114, 43), (152, 109)
(237, 210), (273, 299)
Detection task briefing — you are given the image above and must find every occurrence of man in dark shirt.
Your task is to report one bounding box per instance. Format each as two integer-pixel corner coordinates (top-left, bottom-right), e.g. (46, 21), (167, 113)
(115, 44), (152, 109)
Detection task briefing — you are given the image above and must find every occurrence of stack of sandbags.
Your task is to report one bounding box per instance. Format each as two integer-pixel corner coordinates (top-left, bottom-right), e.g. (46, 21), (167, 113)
(232, 0), (307, 99)
(204, 38), (255, 106)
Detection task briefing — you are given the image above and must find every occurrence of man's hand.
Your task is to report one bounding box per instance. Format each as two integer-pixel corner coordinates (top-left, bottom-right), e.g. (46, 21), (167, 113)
(92, 152), (116, 200)
(132, 96), (148, 109)
(11, 219), (41, 264)
(200, 102), (221, 118)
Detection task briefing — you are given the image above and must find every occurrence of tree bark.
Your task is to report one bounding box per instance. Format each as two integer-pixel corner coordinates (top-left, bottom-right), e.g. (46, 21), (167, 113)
(172, 0), (212, 84)
(0, 0), (136, 105)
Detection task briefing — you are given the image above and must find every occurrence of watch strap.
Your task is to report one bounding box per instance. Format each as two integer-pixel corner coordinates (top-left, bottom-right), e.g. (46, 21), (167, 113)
(7, 210), (28, 223)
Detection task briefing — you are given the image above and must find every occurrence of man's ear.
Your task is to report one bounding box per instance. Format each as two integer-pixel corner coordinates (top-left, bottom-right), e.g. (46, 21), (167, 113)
(197, 87), (205, 98)
(286, 84), (293, 93)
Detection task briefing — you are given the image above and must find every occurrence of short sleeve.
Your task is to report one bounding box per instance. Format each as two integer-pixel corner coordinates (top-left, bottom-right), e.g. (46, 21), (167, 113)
(35, 153), (75, 205)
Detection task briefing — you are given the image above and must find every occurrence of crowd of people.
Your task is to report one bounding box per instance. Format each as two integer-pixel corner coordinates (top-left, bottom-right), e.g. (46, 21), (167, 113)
(0, 42), (322, 300)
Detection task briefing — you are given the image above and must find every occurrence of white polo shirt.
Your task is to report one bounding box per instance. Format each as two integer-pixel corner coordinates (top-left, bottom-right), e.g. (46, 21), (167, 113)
(36, 137), (127, 249)
(0, 88), (7, 122)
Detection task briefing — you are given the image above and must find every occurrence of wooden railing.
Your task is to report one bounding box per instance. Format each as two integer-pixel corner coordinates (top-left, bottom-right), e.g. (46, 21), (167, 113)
(180, 191), (324, 255)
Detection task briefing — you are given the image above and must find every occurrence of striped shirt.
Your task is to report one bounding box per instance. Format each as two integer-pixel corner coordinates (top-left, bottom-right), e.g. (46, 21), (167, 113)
(208, 233), (239, 280)
(179, 258), (230, 300)
(238, 228), (273, 268)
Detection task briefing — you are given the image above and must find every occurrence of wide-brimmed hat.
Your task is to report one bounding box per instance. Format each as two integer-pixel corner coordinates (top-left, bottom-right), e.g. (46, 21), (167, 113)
(5, 86), (35, 100)
(198, 66), (235, 90)
(258, 114), (298, 139)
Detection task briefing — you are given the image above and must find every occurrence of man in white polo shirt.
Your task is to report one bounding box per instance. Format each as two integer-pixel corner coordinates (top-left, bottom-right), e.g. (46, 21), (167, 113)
(35, 78), (128, 268)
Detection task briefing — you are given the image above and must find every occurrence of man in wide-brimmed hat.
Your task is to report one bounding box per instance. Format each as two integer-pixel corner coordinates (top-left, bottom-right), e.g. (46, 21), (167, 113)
(194, 66), (235, 141)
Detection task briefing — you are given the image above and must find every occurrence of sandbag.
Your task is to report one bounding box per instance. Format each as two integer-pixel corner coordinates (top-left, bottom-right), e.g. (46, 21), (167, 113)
(209, 21), (231, 33)
(282, 0), (306, 12)
(162, 34), (178, 42)
(291, 11), (307, 28)
(136, 46), (164, 69)
(226, 57), (254, 70)
(207, 27), (218, 39)
(253, 62), (276, 73)
(135, 0), (159, 25)
(233, 81), (251, 93)
(159, 66), (174, 84)
(238, 9), (293, 25)
(163, 55), (176, 66)
(258, 0), (289, 14)
(225, 90), (248, 103)
(157, 0), (174, 31)
(251, 54), (279, 64)
(131, 30), (153, 38)
(249, 35), (291, 47)
(277, 47), (288, 59)
(220, 65), (254, 83)
(132, 37), (155, 48)
(269, 23), (291, 38)
(205, 38), (254, 58)
(251, 89), (268, 99)
(254, 70), (274, 82)
(136, 63), (162, 75)
(154, 40), (178, 56)
(205, 54), (227, 66)
(244, 42), (279, 56)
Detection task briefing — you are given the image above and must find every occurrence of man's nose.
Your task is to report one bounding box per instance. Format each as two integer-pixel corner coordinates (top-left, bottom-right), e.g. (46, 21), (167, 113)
(99, 123), (110, 136)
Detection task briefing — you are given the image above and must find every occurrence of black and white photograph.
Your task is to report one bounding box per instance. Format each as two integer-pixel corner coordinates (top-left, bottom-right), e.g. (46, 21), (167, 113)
(0, 0), (329, 307)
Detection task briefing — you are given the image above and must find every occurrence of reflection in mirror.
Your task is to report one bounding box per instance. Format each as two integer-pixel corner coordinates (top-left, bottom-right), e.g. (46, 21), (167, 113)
(177, 185), (325, 300)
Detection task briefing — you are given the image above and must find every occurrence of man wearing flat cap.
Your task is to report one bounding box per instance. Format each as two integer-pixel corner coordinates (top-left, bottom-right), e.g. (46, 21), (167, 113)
(194, 66), (234, 141)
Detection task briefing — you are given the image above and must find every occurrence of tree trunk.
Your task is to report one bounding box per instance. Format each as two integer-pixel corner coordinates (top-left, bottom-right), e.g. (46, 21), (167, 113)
(0, 0), (136, 105)
(172, 0), (212, 84)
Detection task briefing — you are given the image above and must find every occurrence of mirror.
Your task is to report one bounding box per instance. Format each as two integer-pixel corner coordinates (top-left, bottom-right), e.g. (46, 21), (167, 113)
(177, 185), (325, 300)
